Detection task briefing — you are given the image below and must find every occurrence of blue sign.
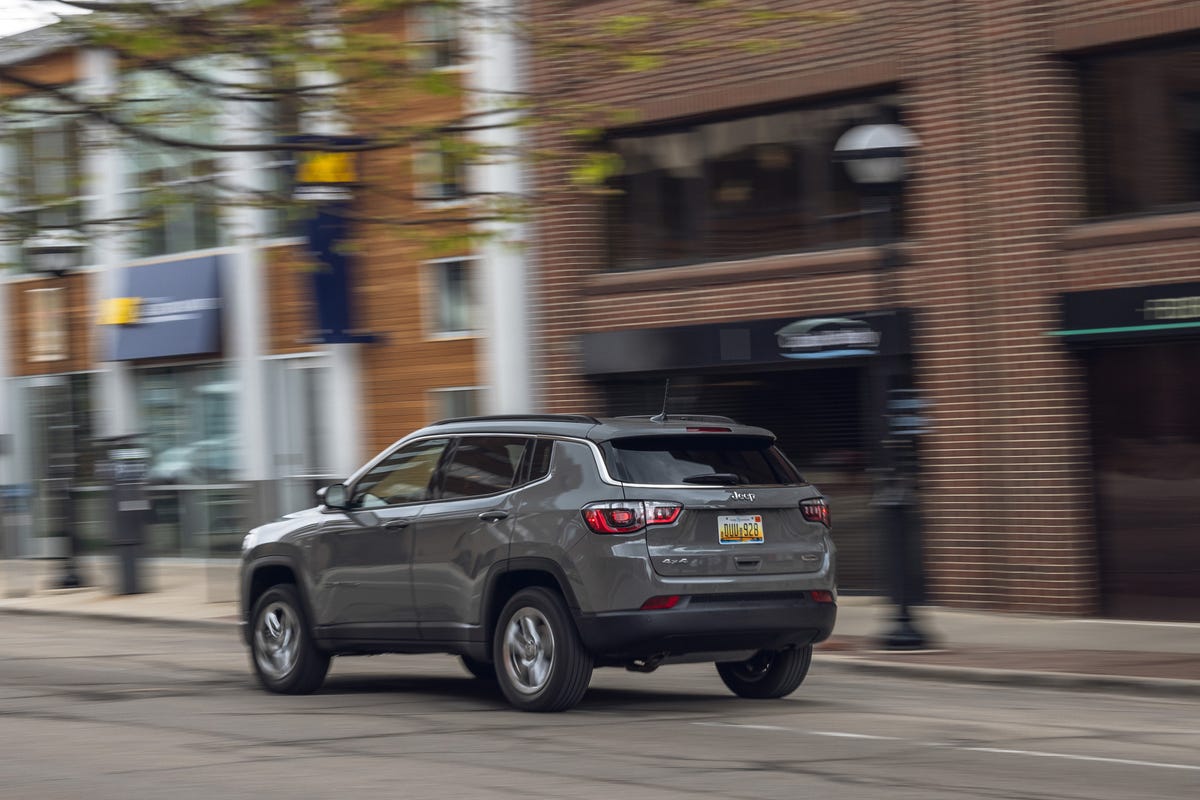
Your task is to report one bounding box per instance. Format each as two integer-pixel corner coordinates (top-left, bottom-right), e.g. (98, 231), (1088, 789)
(104, 255), (223, 361)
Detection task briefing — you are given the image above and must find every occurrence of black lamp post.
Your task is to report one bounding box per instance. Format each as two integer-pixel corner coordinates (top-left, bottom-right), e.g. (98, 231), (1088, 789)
(26, 229), (88, 590)
(834, 122), (931, 650)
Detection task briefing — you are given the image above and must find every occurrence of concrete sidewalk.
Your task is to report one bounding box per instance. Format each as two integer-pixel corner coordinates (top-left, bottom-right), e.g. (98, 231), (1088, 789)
(3, 557), (1198, 697)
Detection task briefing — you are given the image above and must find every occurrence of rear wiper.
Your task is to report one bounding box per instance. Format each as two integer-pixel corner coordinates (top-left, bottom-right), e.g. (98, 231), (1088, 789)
(681, 473), (744, 486)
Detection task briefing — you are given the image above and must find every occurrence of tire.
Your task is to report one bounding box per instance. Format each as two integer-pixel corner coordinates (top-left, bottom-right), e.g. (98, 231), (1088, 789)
(716, 644), (812, 699)
(460, 654), (497, 681)
(249, 583), (330, 694)
(493, 587), (593, 712)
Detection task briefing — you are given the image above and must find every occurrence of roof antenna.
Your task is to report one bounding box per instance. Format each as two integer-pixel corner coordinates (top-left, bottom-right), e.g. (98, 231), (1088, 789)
(650, 378), (671, 423)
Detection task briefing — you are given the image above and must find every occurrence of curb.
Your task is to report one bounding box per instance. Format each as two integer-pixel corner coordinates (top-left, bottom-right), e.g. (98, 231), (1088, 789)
(816, 653), (1200, 698)
(0, 605), (240, 633)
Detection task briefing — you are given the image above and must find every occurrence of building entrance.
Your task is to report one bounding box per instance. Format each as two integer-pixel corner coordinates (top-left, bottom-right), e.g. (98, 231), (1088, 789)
(1088, 341), (1200, 620)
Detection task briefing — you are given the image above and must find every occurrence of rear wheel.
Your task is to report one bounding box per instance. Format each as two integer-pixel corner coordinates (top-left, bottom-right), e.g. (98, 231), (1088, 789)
(493, 587), (593, 712)
(716, 645), (812, 699)
(249, 583), (330, 694)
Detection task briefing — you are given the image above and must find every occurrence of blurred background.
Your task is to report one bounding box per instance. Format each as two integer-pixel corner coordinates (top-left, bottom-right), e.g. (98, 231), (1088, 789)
(1, 0), (1198, 622)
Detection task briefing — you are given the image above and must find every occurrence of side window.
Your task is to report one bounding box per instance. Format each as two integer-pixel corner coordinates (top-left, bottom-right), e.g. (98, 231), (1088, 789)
(524, 439), (554, 484)
(439, 436), (527, 500)
(351, 438), (450, 508)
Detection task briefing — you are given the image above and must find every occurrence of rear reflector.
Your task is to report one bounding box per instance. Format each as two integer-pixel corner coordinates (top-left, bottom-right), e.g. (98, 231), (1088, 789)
(640, 595), (682, 610)
(810, 590), (835, 604)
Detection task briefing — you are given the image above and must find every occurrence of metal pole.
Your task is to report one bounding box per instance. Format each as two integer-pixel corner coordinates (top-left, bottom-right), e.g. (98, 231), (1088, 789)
(867, 189), (929, 650)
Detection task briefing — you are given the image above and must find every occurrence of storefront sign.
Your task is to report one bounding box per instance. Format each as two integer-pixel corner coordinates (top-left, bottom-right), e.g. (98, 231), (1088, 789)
(1054, 281), (1200, 343)
(581, 310), (910, 376)
(775, 317), (881, 359)
(102, 256), (223, 361)
(286, 136), (363, 203)
(27, 287), (67, 362)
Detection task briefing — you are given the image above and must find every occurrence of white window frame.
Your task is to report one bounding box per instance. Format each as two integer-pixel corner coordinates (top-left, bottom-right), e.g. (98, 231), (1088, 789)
(428, 385), (487, 423)
(409, 3), (461, 71)
(424, 255), (479, 338)
(412, 137), (467, 203)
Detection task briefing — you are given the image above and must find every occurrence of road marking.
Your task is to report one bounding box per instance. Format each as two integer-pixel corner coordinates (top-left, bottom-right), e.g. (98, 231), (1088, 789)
(811, 731), (900, 741)
(689, 723), (1200, 772)
(693, 722), (790, 731)
(962, 747), (1200, 772)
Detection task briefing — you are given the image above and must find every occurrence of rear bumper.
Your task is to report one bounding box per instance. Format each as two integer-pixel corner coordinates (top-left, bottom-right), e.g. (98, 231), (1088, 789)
(574, 594), (836, 660)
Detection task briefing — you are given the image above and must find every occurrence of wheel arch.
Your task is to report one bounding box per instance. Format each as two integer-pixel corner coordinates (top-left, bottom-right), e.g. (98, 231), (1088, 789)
(479, 557), (582, 662)
(242, 556), (314, 645)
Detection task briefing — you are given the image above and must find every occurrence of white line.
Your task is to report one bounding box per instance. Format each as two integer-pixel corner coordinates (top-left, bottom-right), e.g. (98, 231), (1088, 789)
(689, 723), (1200, 772)
(962, 747), (1200, 772)
(811, 731), (901, 741)
(692, 722), (790, 731)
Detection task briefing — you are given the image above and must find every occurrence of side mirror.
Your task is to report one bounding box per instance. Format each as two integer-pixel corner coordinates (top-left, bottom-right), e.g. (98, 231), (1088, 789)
(320, 483), (349, 509)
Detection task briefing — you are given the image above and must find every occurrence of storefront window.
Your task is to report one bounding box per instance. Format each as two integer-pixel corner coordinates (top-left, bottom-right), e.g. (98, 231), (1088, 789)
(139, 364), (242, 556)
(18, 373), (107, 553)
(1077, 37), (1200, 217)
(606, 93), (902, 270)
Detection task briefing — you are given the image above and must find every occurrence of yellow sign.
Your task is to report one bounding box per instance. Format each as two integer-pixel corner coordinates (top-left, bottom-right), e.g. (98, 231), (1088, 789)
(296, 151), (358, 184)
(100, 297), (142, 326)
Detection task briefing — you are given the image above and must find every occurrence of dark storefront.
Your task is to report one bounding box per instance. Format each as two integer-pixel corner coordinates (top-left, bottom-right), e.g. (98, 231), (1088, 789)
(1058, 283), (1200, 620)
(582, 311), (913, 593)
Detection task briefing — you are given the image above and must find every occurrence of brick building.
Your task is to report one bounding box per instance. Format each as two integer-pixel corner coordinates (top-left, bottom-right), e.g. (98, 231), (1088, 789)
(529, 1), (1200, 619)
(0, 5), (528, 559)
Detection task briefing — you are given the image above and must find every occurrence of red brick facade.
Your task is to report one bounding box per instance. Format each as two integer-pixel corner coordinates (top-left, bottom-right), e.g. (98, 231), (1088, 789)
(529, 1), (1200, 614)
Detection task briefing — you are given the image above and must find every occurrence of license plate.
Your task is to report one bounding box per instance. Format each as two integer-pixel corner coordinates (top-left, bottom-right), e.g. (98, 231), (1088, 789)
(718, 515), (764, 545)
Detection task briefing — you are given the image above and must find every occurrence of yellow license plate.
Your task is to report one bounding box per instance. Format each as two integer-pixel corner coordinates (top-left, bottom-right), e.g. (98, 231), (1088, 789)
(718, 515), (764, 545)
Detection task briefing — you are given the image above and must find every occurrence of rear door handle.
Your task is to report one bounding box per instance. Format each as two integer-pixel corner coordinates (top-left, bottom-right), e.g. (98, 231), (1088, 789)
(478, 510), (509, 523)
(383, 518), (410, 530)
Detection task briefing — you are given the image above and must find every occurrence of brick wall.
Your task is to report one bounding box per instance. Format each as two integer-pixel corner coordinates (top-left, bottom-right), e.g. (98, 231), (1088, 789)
(529, 0), (1200, 613)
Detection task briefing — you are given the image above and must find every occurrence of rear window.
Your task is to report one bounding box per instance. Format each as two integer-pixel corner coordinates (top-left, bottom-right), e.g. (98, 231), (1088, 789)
(602, 435), (805, 486)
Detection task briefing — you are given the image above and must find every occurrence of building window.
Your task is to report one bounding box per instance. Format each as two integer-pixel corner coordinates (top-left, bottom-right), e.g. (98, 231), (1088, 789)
(606, 93), (901, 270)
(429, 386), (484, 421)
(428, 257), (477, 335)
(122, 69), (222, 257)
(1077, 38), (1200, 218)
(6, 98), (87, 273)
(413, 137), (466, 201)
(410, 4), (459, 70)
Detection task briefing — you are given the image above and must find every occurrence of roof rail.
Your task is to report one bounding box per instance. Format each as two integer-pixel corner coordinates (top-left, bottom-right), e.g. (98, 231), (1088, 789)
(430, 414), (601, 426)
(616, 414), (740, 425)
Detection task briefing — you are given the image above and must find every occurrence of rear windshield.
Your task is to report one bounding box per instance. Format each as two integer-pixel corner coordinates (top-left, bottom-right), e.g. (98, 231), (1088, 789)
(602, 435), (805, 486)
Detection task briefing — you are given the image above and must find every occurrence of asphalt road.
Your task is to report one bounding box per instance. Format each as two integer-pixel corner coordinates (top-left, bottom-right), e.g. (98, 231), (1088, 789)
(1, 614), (1197, 800)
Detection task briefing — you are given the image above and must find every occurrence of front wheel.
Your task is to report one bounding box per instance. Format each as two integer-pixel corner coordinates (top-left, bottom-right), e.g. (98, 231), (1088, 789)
(716, 645), (812, 699)
(249, 583), (330, 694)
(493, 587), (593, 712)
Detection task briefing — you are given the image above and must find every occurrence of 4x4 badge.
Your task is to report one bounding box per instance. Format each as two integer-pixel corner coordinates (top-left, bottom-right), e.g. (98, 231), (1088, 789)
(729, 491), (756, 502)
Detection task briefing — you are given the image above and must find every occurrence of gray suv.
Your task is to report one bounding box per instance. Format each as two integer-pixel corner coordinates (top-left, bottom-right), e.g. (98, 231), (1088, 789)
(240, 414), (837, 712)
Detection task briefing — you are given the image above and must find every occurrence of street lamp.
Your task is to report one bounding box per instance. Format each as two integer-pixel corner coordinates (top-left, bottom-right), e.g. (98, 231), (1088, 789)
(834, 122), (931, 650)
(25, 229), (88, 589)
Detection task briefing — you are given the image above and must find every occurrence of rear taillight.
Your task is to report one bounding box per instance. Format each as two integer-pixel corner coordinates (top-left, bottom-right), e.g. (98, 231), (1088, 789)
(582, 501), (683, 534)
(800, 498), (831, 528)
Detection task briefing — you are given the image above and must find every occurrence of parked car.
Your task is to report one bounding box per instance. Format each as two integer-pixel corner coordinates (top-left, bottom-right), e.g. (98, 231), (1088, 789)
(240, 414), (837, 712)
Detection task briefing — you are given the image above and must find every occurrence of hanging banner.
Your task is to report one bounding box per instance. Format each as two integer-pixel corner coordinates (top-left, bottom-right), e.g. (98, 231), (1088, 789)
(282, 135), (371, 343)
